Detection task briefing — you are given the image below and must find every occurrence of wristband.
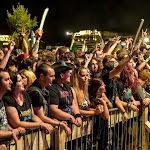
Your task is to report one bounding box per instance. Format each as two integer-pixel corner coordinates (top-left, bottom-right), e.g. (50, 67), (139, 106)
(11, 131), (13, 138)
(127, 102), (129, 108)
(129, 52), (132, 57)
(74, 114), (81, 119)
(58, 121), (61, 130)
(39, 122), (42, 130)
(94, 110), (96, 115)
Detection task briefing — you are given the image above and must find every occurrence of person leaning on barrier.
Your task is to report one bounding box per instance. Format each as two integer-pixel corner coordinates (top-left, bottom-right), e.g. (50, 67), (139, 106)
(47, 60), (82, 127)
(3, 71), (52, 134)
(27, 63), (71, 136)
(88, 78), (112, 150)
(0, 69), (25, 145)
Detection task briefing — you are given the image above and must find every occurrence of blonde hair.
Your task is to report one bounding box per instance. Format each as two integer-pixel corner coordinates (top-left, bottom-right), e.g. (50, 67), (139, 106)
(19, 70), (36, 90)
(139, 69), (150, 81)
(71, 67), (90, 106)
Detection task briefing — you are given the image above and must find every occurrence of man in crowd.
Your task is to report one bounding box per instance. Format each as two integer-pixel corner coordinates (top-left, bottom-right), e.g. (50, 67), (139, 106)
(47, 60), (82, 127)
(27, 63), (71, 135)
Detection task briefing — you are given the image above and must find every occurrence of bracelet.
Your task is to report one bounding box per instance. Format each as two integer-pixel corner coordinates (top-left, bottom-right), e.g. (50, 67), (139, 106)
(127, 102), (129, 108)
(129, 103), (132, 108)
(11, 131), (13, 138)
(69, 115), (73, 121)
(129, 52), (132, 56)
(74, 114), (81, 119)
(58, 121), (61, 130)
(39, 122), (42, 130)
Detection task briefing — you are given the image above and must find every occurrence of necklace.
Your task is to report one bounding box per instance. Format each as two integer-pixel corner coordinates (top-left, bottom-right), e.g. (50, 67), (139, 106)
(12, 93), (24, 106)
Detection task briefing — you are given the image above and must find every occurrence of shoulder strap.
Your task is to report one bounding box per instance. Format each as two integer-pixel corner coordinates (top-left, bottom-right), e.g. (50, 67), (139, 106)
(28, 86), (50, 117)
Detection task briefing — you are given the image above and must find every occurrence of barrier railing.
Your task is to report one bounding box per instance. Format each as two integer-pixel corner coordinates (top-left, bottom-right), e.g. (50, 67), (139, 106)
(142, 105), (150, 150)
(0, 106), (149, 150)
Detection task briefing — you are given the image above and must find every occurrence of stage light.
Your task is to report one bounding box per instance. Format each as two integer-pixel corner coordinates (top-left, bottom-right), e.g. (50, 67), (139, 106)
(144, 37), (149, 43)
(66, 32), (69, 35)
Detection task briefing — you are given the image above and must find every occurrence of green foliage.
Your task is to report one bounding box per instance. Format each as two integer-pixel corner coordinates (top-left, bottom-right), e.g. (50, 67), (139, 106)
(7, 4), (37, 48)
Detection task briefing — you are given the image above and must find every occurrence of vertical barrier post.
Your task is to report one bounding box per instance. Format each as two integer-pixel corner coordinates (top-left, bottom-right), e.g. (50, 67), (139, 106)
(142, 105), (148, 150)
(55, 127), (66, 150)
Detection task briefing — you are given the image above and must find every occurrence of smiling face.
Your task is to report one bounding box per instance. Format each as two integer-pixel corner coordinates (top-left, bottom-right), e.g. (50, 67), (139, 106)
(13, 74), (25, 93)
(20, 74), (28, 87)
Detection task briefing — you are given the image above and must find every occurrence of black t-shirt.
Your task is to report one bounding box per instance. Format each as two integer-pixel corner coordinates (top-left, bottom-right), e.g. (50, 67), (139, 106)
(102, 71), (118, 107)
(27, 79), (50, 116)
(0, 100), (8, 131)
(3, 91), (32, 122)
(90, 71), (102, 79)
(47, 81), (73, 114)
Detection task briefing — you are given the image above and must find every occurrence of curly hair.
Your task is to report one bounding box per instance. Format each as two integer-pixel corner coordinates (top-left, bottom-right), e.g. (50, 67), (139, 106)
(121, 65), (140, 93)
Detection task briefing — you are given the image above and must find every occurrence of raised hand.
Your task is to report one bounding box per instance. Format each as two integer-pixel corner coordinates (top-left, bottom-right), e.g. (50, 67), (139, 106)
(141, 29), (148, 39)
(35, 28), (44, 40)
(20, 28), (27, 38)
(8, 40), (15, 52)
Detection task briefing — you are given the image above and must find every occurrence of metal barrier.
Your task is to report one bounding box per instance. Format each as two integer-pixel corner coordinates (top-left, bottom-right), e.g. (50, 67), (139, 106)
(1, 106), (149, 150)
(142, 105), (150, 150)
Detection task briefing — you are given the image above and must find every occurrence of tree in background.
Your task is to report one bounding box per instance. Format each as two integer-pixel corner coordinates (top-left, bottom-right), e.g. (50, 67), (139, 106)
(7, 4), (37, 49)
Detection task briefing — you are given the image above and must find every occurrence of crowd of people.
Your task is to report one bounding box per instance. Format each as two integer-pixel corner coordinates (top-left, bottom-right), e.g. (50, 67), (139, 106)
(0, 28), (150, 149)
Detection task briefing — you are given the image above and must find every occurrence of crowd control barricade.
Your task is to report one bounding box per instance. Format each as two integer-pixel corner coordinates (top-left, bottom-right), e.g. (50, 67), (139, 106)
(1, 106), (150, 150)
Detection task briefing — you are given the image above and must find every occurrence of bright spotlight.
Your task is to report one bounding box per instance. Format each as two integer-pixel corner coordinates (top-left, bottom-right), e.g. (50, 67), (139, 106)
(144, 37), (149, 43)
(66, 32), (69, 35)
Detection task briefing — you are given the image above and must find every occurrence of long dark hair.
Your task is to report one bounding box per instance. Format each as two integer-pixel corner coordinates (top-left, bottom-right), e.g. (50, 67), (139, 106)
(89, 78), (103, 101)
(9, 71), (18, 92)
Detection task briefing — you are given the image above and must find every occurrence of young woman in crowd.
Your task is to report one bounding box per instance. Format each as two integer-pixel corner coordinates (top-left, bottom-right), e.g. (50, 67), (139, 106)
(88, 78), (112, 150)
(3, 72), (53, 133)
(19, 69), (36, 90)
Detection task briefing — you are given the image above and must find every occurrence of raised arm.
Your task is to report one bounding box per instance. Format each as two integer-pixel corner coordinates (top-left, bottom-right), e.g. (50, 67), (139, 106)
(136, 55), (150, 72)
(0, 40), (15, 69)
(134, 29), (148, 51)
(20, 28), (29, 54)
(105, 36), (121, 55)
(30, 29), (43, 57)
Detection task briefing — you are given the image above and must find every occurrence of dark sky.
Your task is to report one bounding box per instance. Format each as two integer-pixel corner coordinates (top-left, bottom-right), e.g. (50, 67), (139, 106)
(0, 0), (150, 46)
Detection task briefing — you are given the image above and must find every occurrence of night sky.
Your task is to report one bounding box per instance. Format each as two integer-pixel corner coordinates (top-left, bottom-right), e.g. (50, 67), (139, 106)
(0, 0), (150, 47)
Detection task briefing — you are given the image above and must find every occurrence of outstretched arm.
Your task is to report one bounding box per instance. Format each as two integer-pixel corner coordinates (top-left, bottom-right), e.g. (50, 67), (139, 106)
(31, 29), (43, 57)
(21, 28), (29, 54)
